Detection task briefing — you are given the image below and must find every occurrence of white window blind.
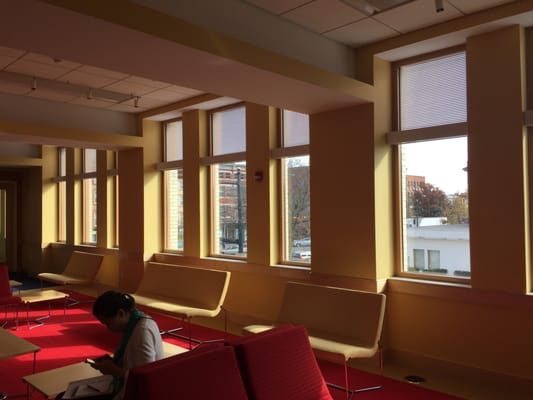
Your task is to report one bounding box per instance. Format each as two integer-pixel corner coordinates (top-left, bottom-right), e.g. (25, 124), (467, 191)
(165, 120), (183, 162)
(283, 110), (309, 147)
(212, 106), (246, 155)
(400, 52), (466, 130)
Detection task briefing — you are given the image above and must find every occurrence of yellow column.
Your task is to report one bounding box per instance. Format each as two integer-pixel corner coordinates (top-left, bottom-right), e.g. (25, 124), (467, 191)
(183, 110), (208, 258)
(467, 25), (529, 293)
(245, 103), (277, 266)
(310, 104), (377, 282)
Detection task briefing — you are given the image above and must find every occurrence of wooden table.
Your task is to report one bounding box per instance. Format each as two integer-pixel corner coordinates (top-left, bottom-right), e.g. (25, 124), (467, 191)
(23, 341), (187, 399)
(24, 361), (101, 399)
(17, 289), (69, 329)
(0, 327), (40, 397)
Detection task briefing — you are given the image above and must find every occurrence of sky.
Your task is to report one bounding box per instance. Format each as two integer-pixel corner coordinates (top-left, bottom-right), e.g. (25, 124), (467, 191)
(403, 137), (468, 195)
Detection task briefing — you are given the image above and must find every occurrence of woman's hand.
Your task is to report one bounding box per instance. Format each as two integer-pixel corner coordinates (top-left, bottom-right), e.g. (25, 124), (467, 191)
(91, 356), (125, 378)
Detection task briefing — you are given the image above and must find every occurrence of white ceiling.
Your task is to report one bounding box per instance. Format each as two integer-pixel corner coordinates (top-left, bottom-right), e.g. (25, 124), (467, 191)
(0, 0), (521, 120)
(243, 0), (516, 47)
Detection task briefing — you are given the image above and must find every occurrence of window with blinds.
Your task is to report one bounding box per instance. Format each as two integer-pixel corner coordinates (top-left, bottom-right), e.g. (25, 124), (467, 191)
(396, 50), (470, 282)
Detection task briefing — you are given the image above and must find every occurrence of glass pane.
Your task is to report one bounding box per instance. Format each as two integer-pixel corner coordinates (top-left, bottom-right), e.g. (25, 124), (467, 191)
(400, 137), (470, 278)
(283, 156), (311, 264)
(84, 149), (97, 173)
(165, 121), (183, 162)
(83, 177), (97, 244)
(58, 181), (66, 241)
(212, 107), (246, 155)
(212, 162), (247, 257)
(283, 110), (309, 147)
(164, 169), (184, 251)
(400, 52), (466, 130)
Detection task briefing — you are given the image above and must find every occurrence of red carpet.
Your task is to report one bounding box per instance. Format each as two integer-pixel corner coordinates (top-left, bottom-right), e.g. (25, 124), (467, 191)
(1, 298), (462, 399)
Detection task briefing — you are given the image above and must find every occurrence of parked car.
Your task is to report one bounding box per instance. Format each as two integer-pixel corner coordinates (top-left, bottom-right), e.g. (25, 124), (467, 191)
(293, 238), (311, 247)
(292, 251), (311, 261)
(221, 244), (247, 255)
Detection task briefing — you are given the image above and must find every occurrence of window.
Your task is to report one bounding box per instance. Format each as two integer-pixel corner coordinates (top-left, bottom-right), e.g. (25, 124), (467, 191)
(82, 148), (97, 244)
(208, 106), (247, 258)
(162, 120), (184, 251)
(109, 152), (119, 248)
(393, 50), (470, 280)
(58, 148), (66, 242)
(277, 110), (310, 265)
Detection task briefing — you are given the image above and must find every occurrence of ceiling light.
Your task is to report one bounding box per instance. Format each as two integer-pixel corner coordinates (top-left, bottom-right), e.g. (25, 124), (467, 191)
(340, 0), (416, 16)
(0, 70), (138, 104)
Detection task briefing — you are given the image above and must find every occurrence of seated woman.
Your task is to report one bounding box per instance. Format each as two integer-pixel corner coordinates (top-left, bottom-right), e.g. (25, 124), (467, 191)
(58, 290), (164, 400)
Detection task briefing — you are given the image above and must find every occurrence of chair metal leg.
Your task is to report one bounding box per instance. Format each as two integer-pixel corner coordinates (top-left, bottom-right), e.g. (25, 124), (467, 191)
(160, 311), (228, 350)
(326, 355), (383, 399)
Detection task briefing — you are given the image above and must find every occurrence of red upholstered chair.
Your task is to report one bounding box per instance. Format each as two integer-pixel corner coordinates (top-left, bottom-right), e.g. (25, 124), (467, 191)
(0, 264), (22, 327)
(230, 325), (333, 400)
(123, 344), (248, 400)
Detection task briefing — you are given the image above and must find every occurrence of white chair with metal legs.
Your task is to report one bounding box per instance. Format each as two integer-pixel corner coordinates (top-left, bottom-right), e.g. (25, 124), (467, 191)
(245, 281), (386, 400)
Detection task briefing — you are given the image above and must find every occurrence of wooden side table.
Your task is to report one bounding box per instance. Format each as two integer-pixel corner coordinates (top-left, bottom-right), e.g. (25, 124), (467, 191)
(17, 289), (69, 329)
(0, 327), (40, 398)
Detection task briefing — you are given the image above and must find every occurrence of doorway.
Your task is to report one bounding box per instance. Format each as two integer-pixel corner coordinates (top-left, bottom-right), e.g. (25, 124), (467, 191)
(0, 182), (17, 270)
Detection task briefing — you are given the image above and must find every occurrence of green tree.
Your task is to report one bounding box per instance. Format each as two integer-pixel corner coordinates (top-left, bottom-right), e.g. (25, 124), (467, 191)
(444, 192), (469, 224)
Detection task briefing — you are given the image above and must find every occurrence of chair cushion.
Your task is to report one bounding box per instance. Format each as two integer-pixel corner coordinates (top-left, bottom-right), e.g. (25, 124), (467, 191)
(123, 344), (248, 400)
(230, 325), (333, 400)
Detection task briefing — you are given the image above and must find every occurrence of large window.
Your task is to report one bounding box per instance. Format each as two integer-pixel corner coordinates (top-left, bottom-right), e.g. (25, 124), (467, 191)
(162, 120), (184, 251)
(82, 148), (97, 244)
(393, 50), (470, 280)
(208, 106), (247, 258)
(57, 147), (66, 242)
(277, 110), (310, 265)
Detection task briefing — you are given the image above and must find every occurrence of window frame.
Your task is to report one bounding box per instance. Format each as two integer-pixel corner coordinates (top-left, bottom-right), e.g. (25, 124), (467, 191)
(81, 148), (97, 245)
(159, 118), (185, 253)
(391, 46), (470, 284)
(57, 147), (67, 242)
(203, 103), (247, 259)
(274, 109), (311, 268)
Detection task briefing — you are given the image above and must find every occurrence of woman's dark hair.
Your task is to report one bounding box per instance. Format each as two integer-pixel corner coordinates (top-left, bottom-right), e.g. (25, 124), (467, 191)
(93, 290), (135, 318)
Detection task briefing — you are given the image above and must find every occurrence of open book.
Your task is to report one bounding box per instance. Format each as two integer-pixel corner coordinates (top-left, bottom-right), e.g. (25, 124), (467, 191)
(62, 375), (114, 399)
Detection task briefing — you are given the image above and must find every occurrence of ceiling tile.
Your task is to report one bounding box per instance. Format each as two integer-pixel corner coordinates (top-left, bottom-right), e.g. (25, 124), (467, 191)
(284, 0), (366, 33)
(58, 70), (118, 89)
(135, 96), (171, 109)
(165, 85), (204, 96)
(126, 76), (170, 89)
(373, 0), (462, 33)
(22, 52), (80, 69)
(325, 17), (398, 46)
(447, 0), (515, 14)
(77, 65), (129, 81)
(6, 59), (74, 79)
(0, 46), (25, 58)
(143, 88), (192, 103)
(0, 55), (18, 69)
(103, 79), (157, 96)
(244, 0), (311, 15)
